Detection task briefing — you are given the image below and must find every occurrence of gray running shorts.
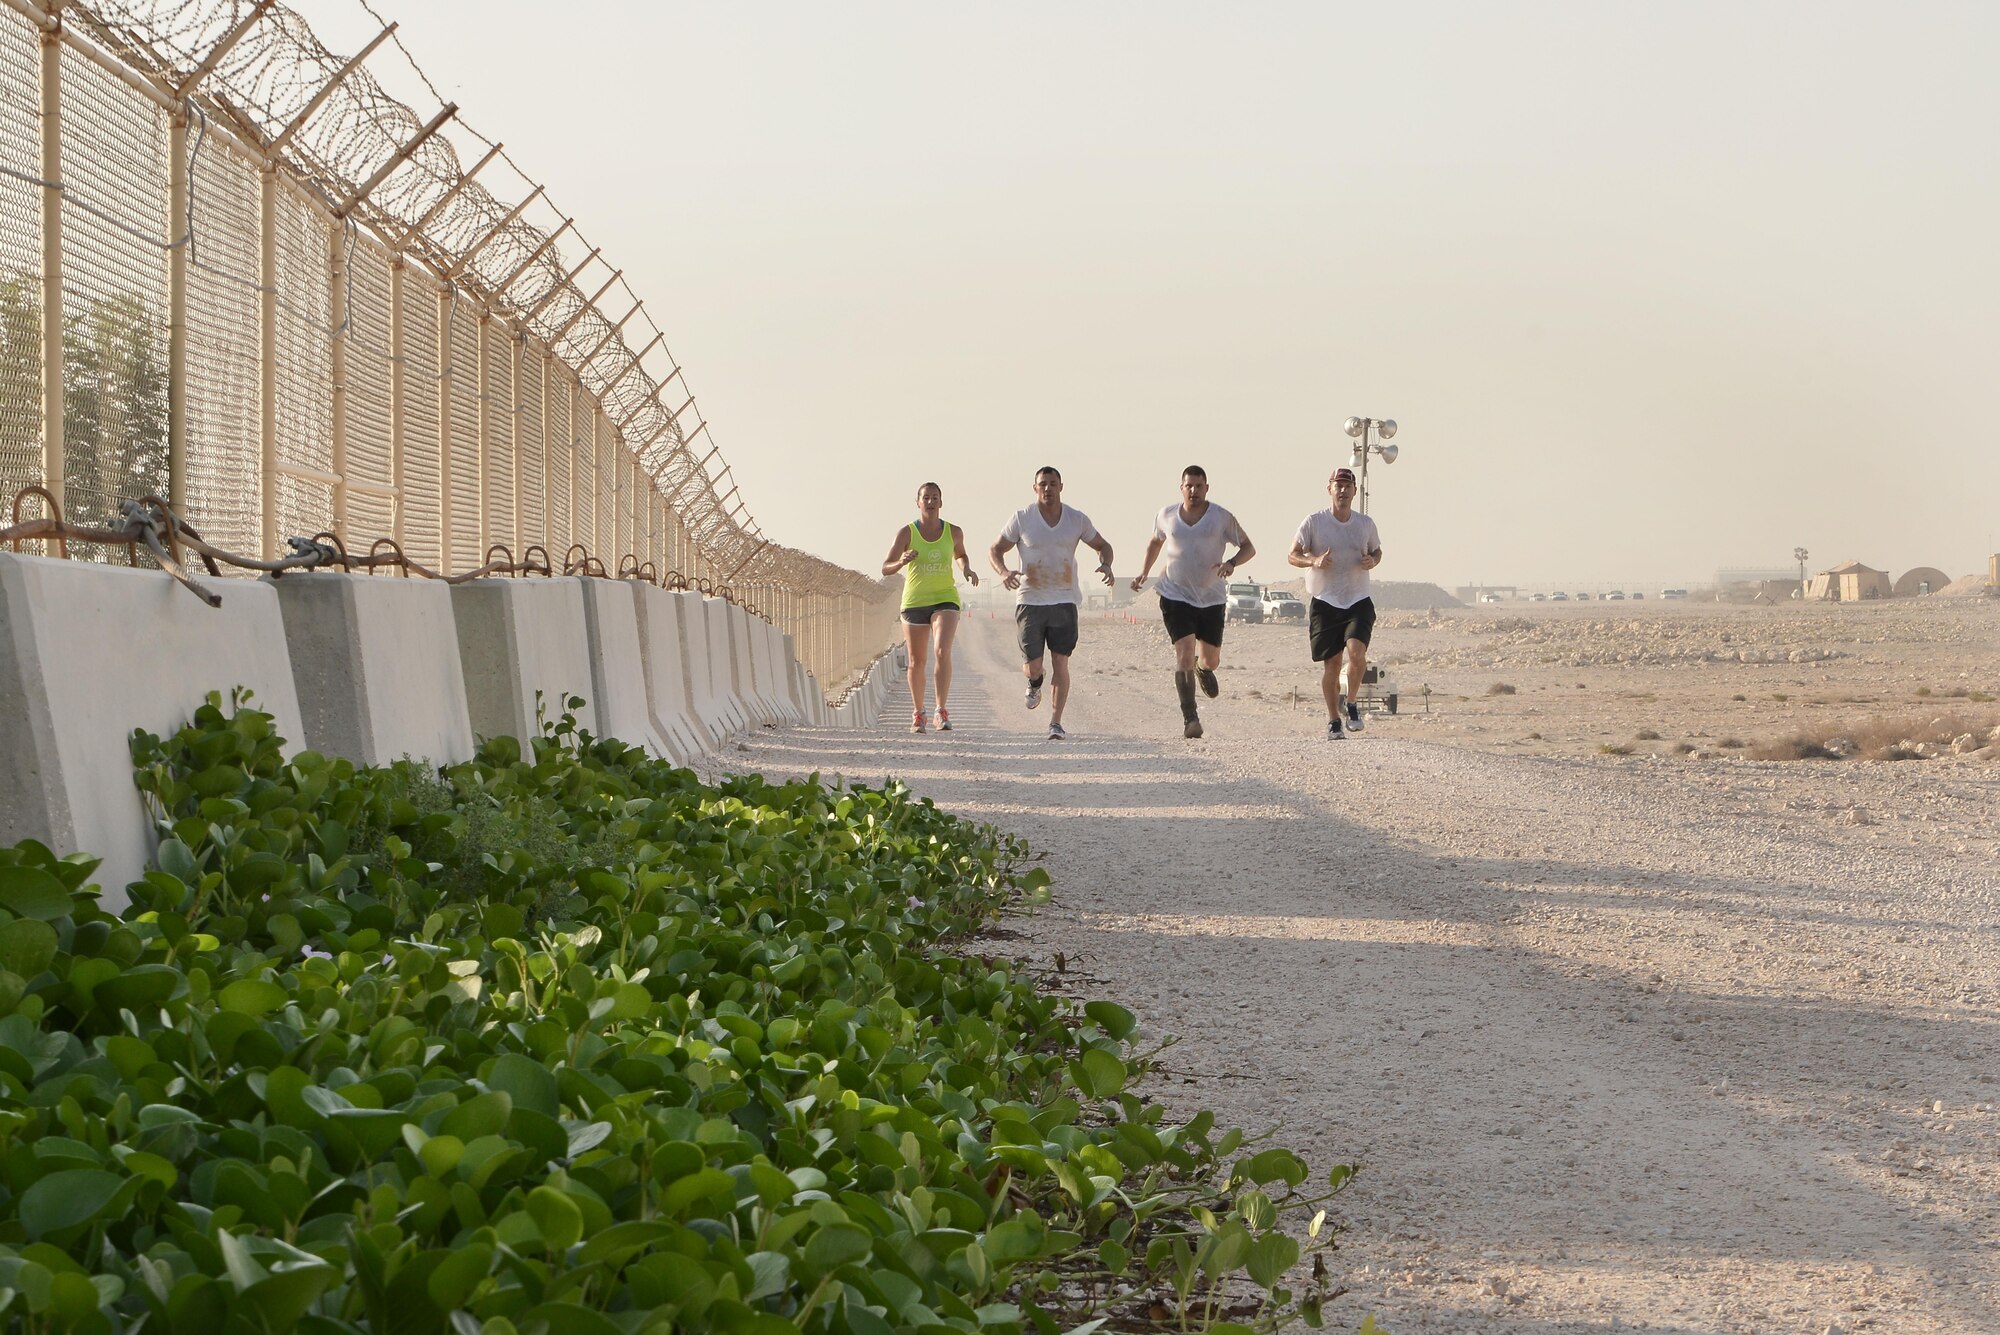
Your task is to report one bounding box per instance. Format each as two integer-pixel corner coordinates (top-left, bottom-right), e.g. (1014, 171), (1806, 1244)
(1015, 602), (1080, 661)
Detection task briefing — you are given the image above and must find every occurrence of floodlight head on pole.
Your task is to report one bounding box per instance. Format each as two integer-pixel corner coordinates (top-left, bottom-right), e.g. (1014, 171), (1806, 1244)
(1379, 442), (1399, 464)
(1344, 416), (1366, 439)
(1377, 419), (1397, 440)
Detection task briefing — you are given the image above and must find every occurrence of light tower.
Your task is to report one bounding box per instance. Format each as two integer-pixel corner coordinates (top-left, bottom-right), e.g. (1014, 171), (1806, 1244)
(1342, 416), (1400, 513)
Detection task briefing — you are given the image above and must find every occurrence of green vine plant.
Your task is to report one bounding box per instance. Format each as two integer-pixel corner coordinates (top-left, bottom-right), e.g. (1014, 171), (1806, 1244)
(0, 687), (1363, 1335)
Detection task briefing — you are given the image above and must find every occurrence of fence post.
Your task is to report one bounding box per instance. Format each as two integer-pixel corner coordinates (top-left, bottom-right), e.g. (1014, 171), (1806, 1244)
(328, 221), (349, 535)
(510, 330), (523, 549)
(167, 103), (187, 511)
(259, 161), (278, 558)
(475, 309), (490, 556)
(436, 286), (453, 571)
(388, 255), (404, 548)
(39, 26), (62, 514)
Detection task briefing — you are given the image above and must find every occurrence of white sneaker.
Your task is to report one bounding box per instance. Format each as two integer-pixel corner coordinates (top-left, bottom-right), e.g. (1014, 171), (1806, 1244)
(1025, 682), (1043, 710)
(1327, 717), (1345, 741)
(1048, 721), (1067, 741)
(1346, 701), (1365, 734)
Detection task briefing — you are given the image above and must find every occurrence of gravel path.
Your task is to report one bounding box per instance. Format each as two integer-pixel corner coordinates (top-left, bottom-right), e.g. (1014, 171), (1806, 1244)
(735, 615), (2000, 1334)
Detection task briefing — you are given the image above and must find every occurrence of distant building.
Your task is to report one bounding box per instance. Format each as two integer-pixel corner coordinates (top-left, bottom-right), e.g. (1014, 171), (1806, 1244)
(1804, 560), (1890, 601)
(1892, 567), (1951, 597)
(1714, 567), (1798, 587)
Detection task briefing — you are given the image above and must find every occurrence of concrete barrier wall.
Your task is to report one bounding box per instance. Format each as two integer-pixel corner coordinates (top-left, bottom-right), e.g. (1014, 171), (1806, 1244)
(0, 558), (909, 902)
(0, 554), (306, 907)
(450, 577), (600, 744)
(273, 572), (473, 769)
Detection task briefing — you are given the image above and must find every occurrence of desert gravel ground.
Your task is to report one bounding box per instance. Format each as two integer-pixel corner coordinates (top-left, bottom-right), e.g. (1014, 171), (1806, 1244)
(733, 599), (2000, 1334)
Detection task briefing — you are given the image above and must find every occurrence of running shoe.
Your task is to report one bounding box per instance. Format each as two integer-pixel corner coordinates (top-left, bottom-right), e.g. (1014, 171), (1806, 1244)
(1327, 716), (1345, 741)
(1184, 717), (1204, 739)
(911, 710), (927, 734)
(1048, 721), (1067, 741)
(1346, 700), (1365, 734)
(1196, 666), (1219, 699)
(937, 708), (952, 731)
(1025, 681), (1043, 710)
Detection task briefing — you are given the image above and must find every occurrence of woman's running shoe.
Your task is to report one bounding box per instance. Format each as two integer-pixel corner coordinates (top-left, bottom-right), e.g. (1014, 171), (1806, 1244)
(911, 710), (927, 733)
(937, 709), (952, 731)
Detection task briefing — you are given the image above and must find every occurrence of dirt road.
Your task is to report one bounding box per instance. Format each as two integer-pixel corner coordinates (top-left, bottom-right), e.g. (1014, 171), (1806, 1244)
(735, 613), (2000, 1334)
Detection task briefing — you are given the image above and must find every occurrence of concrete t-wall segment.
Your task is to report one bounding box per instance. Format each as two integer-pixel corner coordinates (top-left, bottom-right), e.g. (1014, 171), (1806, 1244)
(745, 616), (799, 724)
(450, 577), (600, 746)
(670, 591), (725, 748)
(699, 597), (752, 735)
(271, 572), (474, 769)
(631, 582), (710, 759)
(576, 577), (680, 763)
(723, 603), (772, 726)
(0, 554), (305, 909)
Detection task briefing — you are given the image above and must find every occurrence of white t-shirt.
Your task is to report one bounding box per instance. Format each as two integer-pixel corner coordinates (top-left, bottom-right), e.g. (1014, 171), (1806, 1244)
(1152, 502), (1247, 608)
(1001, 504), (1101, 606)
(1292, 508), (1380, 610)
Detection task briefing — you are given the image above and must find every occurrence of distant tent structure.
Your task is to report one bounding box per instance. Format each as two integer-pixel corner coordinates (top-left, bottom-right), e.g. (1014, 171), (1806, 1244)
(1804, 560), (1890, 601)
(1893, 567), (1951, 597)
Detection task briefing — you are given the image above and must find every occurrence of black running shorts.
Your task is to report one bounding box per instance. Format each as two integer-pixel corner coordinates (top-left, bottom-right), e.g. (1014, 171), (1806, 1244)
(1015, 602), (1080, 660)
(900, 601), (960, 625)
(1159, 596), (1225, 648)
(1309, 596), (1376, 661)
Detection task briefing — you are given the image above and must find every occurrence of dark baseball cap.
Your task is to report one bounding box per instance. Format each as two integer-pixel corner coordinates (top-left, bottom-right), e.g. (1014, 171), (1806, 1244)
(1332, 467), (1356, 483)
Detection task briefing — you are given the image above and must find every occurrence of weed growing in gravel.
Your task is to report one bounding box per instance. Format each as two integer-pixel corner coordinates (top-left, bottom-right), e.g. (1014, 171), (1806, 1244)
(1487, 683), (1517, 695)
(1917, 686), (1932, 696)
(1731, 694), (1747, 702)
(1718, 738), (1747, 749)
(1599, 741), (1634, 756)
(1635, 729), (1662, 741)
(1772, 693), (1790, 702)
(1671, 742), (1696, 755)
(1748, 710), (2000, 763)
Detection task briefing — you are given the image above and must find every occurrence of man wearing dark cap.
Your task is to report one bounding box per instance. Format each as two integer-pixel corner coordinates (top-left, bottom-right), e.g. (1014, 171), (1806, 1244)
(1286, 467), (1383, 739)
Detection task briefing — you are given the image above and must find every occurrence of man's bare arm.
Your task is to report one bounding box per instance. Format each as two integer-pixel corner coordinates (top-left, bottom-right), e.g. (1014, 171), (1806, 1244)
(990, 536), (1023, 590)
(1129, 534), (1165, 591)
(1085, 533), (1116, 586)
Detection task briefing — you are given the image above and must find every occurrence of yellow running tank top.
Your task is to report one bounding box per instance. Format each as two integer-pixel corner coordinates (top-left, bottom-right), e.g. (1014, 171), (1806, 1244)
(901, 521), (958, 609)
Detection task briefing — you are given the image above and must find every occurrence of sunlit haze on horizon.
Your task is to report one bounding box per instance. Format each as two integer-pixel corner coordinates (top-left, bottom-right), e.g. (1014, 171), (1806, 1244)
(301, 1), (1999, 590)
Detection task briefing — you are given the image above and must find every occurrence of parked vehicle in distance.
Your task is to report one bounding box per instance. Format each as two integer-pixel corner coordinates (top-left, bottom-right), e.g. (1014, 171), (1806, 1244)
(1550, 592), (1570, 602)
(1529, 593), (1547, 602)
(1660, 588), (1688, 600)
(1477, 592), (1504, 603)
(1631, 591), (1646, 600)
(1261, 588), (1304, 620)
(1225, 582), (1264, 623)
(1575, 592), (1592, 600)
(1605, 591), (1626, 600)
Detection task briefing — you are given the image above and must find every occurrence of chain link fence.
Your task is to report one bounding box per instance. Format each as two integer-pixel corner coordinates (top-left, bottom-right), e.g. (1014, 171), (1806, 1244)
(0, 0), (894, 695)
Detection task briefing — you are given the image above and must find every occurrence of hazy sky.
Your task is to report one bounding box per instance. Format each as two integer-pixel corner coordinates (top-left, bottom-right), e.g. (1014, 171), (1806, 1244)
(314, 1), (1997, 588)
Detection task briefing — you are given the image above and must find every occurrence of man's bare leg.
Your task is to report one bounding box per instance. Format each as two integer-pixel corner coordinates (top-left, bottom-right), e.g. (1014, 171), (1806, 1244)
(1320, 656), (1343, 720)
(1049, 653), (1072, 727)
(1342, 637), (1368, 731)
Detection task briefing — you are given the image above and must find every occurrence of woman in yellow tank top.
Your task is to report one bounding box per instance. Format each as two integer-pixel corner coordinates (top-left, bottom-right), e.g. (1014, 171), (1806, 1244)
(881, 482), (978, 732)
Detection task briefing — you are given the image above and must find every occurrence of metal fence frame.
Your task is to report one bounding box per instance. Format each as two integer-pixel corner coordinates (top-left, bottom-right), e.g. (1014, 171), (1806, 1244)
(0, 0), (893, 692)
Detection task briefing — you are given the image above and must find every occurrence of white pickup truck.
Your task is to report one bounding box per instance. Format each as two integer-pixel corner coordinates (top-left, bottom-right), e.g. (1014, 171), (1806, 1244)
(1261, 588), (1305, 621)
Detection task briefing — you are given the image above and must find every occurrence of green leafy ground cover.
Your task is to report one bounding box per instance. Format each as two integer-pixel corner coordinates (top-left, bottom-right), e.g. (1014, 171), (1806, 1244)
(0, 692), (1350, 1335)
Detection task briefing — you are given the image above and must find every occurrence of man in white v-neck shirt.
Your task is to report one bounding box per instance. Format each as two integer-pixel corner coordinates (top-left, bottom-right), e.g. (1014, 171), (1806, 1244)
(989, 466), (1115, 740)
(1287, 467), (1383, 740)
(1129, 465), (1256, 739)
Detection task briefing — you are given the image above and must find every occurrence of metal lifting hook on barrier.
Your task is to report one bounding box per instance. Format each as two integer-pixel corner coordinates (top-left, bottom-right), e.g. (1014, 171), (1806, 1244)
(0, 485), (701, 608)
